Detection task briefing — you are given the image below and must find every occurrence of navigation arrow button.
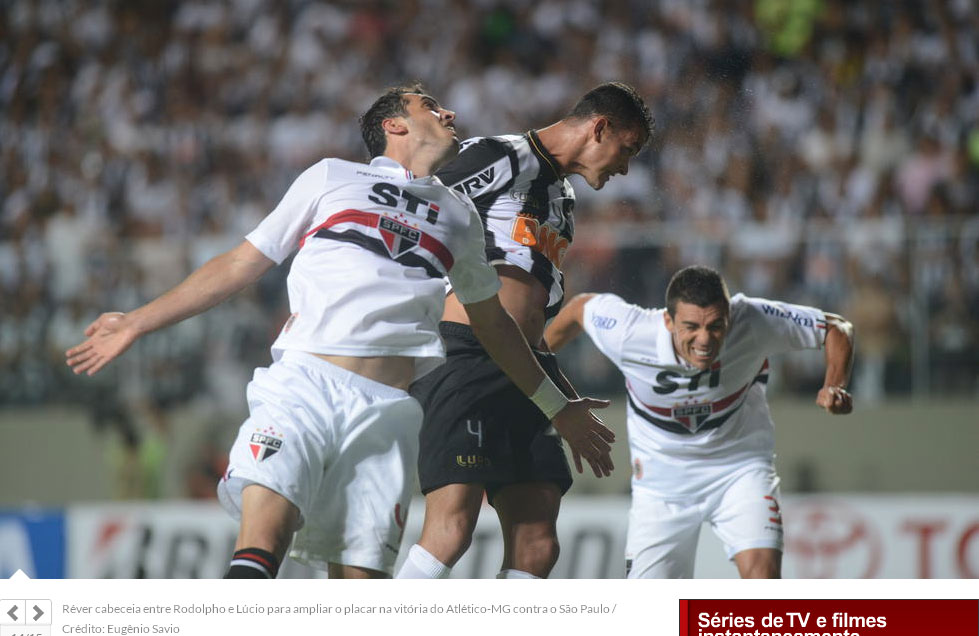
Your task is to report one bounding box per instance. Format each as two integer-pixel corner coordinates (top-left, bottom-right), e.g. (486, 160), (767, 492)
(0, 601), (25, 626)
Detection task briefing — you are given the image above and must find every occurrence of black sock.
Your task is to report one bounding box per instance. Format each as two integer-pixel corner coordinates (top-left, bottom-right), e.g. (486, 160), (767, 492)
(224, 547), (280, 579)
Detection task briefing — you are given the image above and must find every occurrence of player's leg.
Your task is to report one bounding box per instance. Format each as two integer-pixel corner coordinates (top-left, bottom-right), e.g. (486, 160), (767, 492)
(397, 483), (485, 578)
(327, 563), (389, 578)
(626, 490), (703, 578)
(709, 466), (783, 579)
(399, 323), (517, 578)
(492, 481), (562, 578)
(225, 484), (301, 578)
(290, 357), (423, 579)
(732, 548), (781, 578)
(489, 363), (573, 579)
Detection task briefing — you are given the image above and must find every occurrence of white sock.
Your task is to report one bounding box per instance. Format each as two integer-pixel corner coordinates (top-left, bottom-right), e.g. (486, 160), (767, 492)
(496, 568), (540, 579)
(395, 544), (451, 579)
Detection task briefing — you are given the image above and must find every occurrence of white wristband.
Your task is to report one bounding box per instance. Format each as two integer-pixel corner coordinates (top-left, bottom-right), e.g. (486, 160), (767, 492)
(530, 377), (569, 420)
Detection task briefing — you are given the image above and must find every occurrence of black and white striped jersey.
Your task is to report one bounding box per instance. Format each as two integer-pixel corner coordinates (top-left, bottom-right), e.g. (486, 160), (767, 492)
(435, 131), (575, 318)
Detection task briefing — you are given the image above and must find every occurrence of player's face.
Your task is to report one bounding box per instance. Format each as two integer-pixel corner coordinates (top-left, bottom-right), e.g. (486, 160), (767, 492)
(578, 120), (644, 190)
(402, 93), (459, 161)
(664, 300), (730, 370)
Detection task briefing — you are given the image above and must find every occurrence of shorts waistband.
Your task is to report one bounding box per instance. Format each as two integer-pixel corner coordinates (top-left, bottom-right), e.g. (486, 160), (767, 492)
(438, 321), (555, 361)
(438, 321), (480, 345)
(279, 350), (410, 400)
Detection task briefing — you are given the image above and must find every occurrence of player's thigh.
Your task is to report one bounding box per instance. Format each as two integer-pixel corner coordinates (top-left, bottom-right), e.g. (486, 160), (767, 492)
(626, 492), (704, 579)
(296, 388), (423, 574)
(493, 481), (562, 540)
(217, 357), (343, 529)
(708, 466), (784, 561)
(732, 547), (781, 579)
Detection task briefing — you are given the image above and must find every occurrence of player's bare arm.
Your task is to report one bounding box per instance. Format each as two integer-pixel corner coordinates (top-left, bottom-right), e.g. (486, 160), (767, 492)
(543, 292), (597, 352)
(65, 240), (275, 376)
(816, 312), (855, 415)
(463, 293), (615, 476)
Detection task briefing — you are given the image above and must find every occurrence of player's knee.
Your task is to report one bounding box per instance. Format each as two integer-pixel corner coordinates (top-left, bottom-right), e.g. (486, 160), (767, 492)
(513, 531), (560, 575)
(425, 513), (478, 562)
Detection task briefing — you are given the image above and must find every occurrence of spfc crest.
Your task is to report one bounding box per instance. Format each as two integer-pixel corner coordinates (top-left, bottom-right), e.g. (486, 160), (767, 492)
(249, 426), (284, 461)
(378, 216), (421, 257)
(672, 402), (712, 432)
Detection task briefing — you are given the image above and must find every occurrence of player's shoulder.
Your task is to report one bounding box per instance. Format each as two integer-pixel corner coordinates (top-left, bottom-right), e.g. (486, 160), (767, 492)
(321, 156), (398, 183)
(587, 293), (663, 328)
(731, 293), (821, 327)
(456, 134), (531, 165)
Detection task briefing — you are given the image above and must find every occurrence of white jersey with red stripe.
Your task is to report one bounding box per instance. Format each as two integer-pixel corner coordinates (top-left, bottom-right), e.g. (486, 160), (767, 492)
(581, 293), (827, 499)
(246, 156), (501, 381)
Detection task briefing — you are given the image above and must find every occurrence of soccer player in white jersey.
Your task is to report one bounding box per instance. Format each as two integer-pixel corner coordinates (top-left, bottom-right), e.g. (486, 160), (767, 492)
(544, 265), (854, 578)
(396, 82), (653, 580)
(65, 83), (615, 579)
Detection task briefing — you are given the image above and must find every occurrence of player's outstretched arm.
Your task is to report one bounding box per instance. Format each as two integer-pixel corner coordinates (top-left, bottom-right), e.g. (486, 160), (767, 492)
(65, 240), (275, 376)
(543, 292), (596, 351)
(815, 312), (855, 415)
(464, 294), (616, 477)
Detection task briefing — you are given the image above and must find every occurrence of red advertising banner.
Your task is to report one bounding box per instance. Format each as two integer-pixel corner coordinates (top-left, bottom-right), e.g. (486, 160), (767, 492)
(680, 600), (977, 636)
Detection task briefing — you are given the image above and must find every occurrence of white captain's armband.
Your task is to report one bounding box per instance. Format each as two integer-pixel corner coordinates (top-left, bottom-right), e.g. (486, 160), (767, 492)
(530, 377), (569, 420)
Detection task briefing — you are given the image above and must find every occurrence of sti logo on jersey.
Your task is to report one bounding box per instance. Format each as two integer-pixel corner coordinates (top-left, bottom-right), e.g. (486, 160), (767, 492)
(379, 216), (421, 257)
(671, 402), (712, 432)
(249, 425), (284, 462)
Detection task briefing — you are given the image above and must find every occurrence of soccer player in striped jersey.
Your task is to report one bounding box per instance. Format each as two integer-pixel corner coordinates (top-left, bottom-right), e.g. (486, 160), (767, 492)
(397, 82), (652, 579)
(65, 83), (614, 579)
(544, 265), (854, 578)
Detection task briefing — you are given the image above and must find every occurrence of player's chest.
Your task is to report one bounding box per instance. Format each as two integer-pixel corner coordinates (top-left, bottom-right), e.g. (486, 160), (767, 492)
(623, 355), (766, 403)
(485, 179), (575, 265)
(323, 181), (467, 245)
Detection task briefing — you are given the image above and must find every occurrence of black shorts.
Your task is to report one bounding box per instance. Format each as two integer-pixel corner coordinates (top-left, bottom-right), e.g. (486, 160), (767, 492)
(413, 322), (573, 503)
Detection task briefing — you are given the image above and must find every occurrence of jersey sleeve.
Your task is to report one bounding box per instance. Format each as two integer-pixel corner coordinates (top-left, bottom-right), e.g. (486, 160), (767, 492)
(581, 293), (645, 367)
(736, 294), (828, 353)
(245, 160), (330, 264)
(435, 137), (515, 207)
(446, 197), (502, 305)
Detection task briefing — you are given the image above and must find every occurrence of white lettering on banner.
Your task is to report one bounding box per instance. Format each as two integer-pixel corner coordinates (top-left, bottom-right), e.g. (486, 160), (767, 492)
(62, 496), (979, 578)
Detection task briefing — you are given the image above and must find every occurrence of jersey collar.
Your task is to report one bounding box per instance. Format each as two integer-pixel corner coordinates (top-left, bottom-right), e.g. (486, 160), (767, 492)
(370, 155), (415, 180)
(527, 130), (562, 180)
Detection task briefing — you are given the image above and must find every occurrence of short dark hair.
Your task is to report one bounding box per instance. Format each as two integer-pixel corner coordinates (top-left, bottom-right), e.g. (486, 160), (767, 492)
(359, 81), (427, 158)
(566, 81), (654, 146)
(665, 266), (730, 317)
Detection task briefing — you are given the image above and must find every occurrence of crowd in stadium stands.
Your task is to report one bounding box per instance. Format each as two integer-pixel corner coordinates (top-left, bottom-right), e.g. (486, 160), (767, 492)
(2, 1), (977, 495)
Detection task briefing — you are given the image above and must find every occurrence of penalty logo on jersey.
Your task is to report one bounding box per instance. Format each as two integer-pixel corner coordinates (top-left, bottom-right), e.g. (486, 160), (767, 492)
(249, 426), (284, 462)
(378, 216), (421, 258)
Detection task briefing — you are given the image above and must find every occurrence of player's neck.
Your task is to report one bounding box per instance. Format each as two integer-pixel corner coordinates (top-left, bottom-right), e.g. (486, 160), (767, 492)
(534, 121), (582, 177)
(383, 143), (450, 178)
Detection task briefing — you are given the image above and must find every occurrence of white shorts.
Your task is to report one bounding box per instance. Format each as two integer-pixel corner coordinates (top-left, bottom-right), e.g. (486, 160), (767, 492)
(217, 350), (423, 575)
(625, 465), (783, 578)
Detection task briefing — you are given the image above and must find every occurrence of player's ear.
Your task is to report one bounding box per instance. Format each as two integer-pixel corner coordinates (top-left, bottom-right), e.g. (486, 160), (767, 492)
(382, 116), (409, 137)
(663, 311), (675, 333)
(592, 116), (609, 142)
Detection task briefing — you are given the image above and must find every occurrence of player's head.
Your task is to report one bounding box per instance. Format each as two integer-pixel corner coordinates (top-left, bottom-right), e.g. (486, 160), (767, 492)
(359, 82), (458, 166)
(563, 82), (653, 190)
(664, 266), (731, 370)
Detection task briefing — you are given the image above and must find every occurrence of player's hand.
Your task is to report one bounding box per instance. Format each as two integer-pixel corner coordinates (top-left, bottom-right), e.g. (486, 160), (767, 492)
(65, 312), (138, 376)
(551, 398), (615, 477)
(816, 385), (852, 414)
